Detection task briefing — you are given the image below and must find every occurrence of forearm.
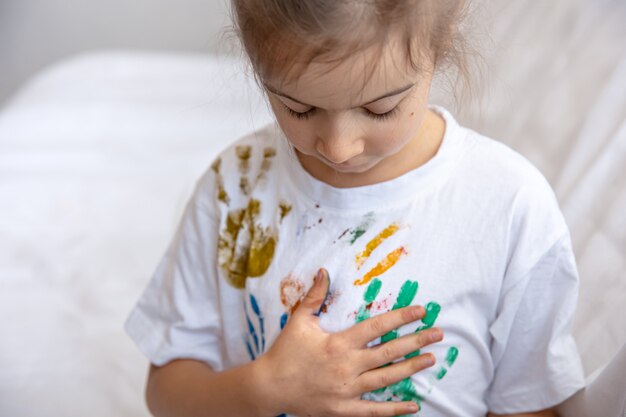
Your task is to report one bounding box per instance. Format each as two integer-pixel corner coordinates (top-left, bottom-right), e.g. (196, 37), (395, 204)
(487, 409), (557, 417)
(146, 358), (277, 417)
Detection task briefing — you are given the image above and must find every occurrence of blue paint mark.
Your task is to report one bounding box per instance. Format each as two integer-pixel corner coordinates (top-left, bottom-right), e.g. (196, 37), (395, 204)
(280, 313), (288, 329)
(246, 315), (259, 353)
(244, 293), (267, 360)
(313, 284), (331, 317)
(250, 294), (265, 351)
(245, 339), (255, 361)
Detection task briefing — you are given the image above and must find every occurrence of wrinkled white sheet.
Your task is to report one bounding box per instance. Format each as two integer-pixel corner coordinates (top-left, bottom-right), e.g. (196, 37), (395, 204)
(0, 0), (624, 416)
(0, 52), (273, 416)
(438, 0), (626, 377)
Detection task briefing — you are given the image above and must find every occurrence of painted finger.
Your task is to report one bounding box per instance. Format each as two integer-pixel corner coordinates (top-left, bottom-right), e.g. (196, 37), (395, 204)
(363, 327), (443, 370)
(338, 399), (420, 417)
(346, 305), (426, 348)
(356, 353), (436, 394)
(293, 268), (330, 317)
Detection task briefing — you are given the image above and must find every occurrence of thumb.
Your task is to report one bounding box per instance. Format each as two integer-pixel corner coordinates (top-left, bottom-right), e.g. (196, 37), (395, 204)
(297, 268), (330, 317)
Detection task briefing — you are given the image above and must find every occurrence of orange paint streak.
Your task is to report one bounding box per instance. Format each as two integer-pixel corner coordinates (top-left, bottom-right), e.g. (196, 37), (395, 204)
(353, 246), (407, 286)
(355, 223), (400, 269)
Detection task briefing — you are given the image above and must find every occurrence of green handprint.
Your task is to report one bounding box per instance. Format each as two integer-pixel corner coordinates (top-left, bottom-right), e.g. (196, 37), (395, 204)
(355, 278), (458, 414)
(404, 302), (441, 360)
(355, 278), (383, 322)
(380, 280), (419, 343)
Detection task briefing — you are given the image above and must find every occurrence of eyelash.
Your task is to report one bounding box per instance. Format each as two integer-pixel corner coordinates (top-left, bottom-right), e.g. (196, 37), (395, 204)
(284, 105), (315, 120)
(283, 104), (399, 122)
(366, 107), (399, 121)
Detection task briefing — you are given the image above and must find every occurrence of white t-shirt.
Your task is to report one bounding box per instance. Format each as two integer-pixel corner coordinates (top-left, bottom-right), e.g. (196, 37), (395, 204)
(125, 105), (585, 416)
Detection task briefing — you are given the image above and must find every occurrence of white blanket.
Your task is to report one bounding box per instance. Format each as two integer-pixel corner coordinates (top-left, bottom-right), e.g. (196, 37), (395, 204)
(0, 0), (624, 415)
(0, 52), (273, 416)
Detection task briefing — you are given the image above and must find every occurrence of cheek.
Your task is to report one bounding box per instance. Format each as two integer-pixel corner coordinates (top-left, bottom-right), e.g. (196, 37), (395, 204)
(368, 115), (419, 153)
(267, 99), (303, 146)
(272, 113), (314, 151)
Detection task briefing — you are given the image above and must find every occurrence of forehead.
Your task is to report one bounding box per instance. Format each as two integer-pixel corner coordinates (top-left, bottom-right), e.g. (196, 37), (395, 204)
(269, 38), (425, 110)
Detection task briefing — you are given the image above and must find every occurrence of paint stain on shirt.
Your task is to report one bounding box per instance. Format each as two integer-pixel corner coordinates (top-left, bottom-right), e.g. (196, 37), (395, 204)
(354, 246), (408, 286)
(355, 223), (400, 269)
(279, 201), (292, 223)
(349, 212), (375, 244)
(217, 145), (286, 289)
(236, 145), (252, 174)
(218, 199), (277, 288)
(279, 275), (306, 314)
(256, 147), (276, 183)
(211, 157), (230, 205)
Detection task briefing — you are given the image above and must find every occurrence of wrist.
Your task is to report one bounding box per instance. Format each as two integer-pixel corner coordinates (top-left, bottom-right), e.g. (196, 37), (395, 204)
(247, 355), (285, 417)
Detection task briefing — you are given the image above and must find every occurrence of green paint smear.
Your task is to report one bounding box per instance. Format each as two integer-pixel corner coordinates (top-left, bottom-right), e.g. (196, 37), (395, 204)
(381, 329), (397, 344)
(349, 212), (374, 244)
(392, 280), (418, 310)
(382, 280), (418, 343)
(405, 349), (420, 360)
(355, 307), (369, 323)
(372, 377), (424, 404)
(350, 229), (366, 243)
(416, 301), (440, 331)
(392, 378), (425, 403)
(364, 278), (382, 303)
(445, 346), (459, 366)
(356, 279), (382, 322)
(435, 346), (459, 380)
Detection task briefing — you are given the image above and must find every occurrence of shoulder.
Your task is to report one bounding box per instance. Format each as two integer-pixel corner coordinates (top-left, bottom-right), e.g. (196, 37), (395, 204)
(462, 128), (554, 198)
(194, 123), (283, 209)
(435, 106), (551, 197)
(453, 127), (569, 269)
(458, 128), (563, 222)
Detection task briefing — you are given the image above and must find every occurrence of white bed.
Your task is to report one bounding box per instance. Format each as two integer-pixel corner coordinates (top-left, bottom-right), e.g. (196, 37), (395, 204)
(0, 0), (624, 415)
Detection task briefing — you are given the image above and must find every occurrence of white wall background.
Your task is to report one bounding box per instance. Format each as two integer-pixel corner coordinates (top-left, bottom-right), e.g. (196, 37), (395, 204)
(0, 0), (233, 107)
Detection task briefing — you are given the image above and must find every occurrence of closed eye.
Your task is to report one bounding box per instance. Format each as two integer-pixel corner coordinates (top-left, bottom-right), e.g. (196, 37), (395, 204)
(283, 104), (316, 120)
(282, 104), (399, 122)
(363, 107), (399, 121)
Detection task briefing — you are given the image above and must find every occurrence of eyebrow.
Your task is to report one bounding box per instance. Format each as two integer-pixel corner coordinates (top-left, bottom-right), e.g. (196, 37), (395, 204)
(263, 83), (415, 107)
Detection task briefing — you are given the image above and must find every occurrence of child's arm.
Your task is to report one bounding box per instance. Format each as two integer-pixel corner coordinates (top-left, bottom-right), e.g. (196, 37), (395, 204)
(145, 269), (442, 417)
(487, 410), (556, 417)
(146, 359), (268, 417)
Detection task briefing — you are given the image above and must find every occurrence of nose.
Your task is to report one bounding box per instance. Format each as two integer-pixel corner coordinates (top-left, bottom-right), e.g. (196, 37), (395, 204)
(316, 120), (364, 164)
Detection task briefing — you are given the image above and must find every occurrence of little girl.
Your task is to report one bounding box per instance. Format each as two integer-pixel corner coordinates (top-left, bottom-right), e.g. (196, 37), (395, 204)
(125, 1), (586, 416)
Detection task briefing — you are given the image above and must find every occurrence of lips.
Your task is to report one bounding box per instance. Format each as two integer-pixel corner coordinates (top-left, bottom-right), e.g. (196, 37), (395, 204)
(329, 161), (369, 172)
(330, 161), (355, 169)
(317, 153), (368, 172)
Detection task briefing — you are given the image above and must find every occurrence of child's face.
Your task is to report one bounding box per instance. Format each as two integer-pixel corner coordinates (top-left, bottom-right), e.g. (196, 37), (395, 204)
(264, 36), (442, 188)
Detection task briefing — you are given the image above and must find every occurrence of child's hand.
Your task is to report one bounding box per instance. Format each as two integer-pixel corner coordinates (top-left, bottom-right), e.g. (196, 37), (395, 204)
(255, 268), (443, 417)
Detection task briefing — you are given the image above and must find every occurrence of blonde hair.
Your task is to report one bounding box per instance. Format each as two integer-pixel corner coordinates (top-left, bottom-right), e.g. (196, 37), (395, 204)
(229, 0), (481, 105)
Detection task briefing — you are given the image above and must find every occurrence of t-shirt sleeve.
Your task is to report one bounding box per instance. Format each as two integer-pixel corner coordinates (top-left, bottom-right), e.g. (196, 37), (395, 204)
(487, 192), (586, 414)
(124, 167), (225, 370)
